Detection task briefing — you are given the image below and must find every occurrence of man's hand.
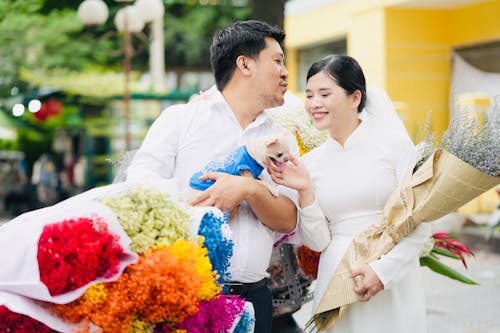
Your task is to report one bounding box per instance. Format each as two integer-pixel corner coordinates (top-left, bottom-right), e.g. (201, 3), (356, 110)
(188, 172), (253, 213)
(189, 171), (296, 233)
(350, 263), (384, 302)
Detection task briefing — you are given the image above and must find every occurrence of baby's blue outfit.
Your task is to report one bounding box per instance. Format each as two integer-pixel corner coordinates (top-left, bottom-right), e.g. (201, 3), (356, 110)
(189, 146), (264, 190)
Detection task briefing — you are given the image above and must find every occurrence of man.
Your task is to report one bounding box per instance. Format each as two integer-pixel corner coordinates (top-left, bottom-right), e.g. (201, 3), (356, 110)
(126, 20), (299, 332)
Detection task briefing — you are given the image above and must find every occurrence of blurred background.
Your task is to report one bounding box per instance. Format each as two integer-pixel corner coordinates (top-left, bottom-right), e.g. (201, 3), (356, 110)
(1, 0), (499, 215)
(0, 1), (499, 331)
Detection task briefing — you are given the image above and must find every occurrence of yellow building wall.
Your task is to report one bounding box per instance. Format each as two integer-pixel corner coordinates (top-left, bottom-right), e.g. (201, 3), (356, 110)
(286, 0), (500, 138)
(285, 0), (500, 213)
(450, 0), (500, 47)
(383, 1), (500, 141)
(385, 8), (452, 140)
(285, 2), (350, 49)
(384, 3), (500, 214)
(285, 48), (299, 92)
(349, 7), (387, 89)
(284, 1), (350, 92)
(449, 0), (500, 214)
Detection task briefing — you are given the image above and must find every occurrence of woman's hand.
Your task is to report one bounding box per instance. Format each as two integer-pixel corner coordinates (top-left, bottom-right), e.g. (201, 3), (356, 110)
(267, 155), (311, 191)
(350, 264), (384, 302)
(267, 155), (315, 208)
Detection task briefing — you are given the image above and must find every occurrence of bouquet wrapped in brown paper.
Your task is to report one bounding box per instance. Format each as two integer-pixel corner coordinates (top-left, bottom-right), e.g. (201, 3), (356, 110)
(309, 110), (500, 331)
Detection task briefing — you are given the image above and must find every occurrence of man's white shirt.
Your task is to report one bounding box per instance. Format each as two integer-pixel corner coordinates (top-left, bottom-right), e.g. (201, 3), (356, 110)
(127, 88), (300, 282)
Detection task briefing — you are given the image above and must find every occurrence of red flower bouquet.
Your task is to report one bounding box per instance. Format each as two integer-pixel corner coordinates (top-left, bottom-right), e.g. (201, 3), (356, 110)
(296, 245), (321, 280)
(0, 291), (84, 333)
(0, 305), (57, 333)
(0, 201), (137, 304)
(0, 305), (58, 333)
(37, 216), (126, 296)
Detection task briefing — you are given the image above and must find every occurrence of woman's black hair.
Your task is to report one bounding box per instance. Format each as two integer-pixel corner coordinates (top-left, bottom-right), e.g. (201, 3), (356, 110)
(306, 55), (366, 113)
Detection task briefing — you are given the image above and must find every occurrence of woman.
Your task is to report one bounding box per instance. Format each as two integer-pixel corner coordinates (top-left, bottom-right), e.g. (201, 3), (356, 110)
(268, 55), (430, 332)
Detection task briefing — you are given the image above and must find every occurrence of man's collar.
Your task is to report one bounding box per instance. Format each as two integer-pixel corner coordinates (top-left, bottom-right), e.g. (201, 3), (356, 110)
(196, 85), (273, 128)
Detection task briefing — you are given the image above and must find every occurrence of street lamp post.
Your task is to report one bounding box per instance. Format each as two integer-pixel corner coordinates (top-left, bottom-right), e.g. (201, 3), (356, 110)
(77, 0), (165, 151)
(123, 17), (133, 151)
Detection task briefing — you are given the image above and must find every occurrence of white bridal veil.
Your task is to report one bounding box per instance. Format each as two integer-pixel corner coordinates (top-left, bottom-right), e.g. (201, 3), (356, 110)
(361, 87), (411, 140)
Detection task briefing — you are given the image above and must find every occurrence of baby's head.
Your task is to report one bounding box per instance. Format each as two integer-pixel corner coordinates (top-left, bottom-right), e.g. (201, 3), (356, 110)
(246, 131), (291, 169)
(261, 131), (291, 170)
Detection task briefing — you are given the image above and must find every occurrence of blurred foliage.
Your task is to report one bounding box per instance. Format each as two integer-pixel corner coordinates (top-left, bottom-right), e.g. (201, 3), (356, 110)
(162, 2), (251, 67)
(0, 0), (284, 184)
(0, 0), (254, 98)
(0, 0), (121, 97)
(251, 0), (285, 29)
(20, 68), (141, 97)
(0, 139), (18, 151)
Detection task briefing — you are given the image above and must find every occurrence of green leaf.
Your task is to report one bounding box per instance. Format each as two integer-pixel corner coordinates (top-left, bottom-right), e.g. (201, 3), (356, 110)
(429, 252), (439, 259)
(420, 256), (478, 285)
(431, 245), (461, 259)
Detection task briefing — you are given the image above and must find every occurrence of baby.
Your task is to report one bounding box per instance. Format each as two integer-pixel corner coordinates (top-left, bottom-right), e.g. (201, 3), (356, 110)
(188, 131), (291, 199)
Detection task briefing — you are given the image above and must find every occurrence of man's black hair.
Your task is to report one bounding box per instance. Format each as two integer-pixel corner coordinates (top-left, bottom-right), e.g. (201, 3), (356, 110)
(210, 20), (285, 90)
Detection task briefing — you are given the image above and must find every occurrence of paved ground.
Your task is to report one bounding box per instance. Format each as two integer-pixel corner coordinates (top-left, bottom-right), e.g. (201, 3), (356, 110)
(424, 250), (500, 333)
(293, 245), (500, 333)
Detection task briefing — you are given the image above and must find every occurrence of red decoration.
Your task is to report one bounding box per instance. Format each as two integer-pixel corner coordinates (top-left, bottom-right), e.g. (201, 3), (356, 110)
(296, 245), (321, 280)
(0, 305), (59, 333)
(432, 232), (474, 268)
(33, 98), (63, 121)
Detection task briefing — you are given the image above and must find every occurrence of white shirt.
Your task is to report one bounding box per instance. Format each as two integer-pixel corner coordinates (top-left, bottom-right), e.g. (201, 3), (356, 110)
(127, 88), (299, 282)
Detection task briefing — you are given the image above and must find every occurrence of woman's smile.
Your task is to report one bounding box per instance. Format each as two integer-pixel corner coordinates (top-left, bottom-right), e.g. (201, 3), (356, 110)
(310, 111), (329, 122)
